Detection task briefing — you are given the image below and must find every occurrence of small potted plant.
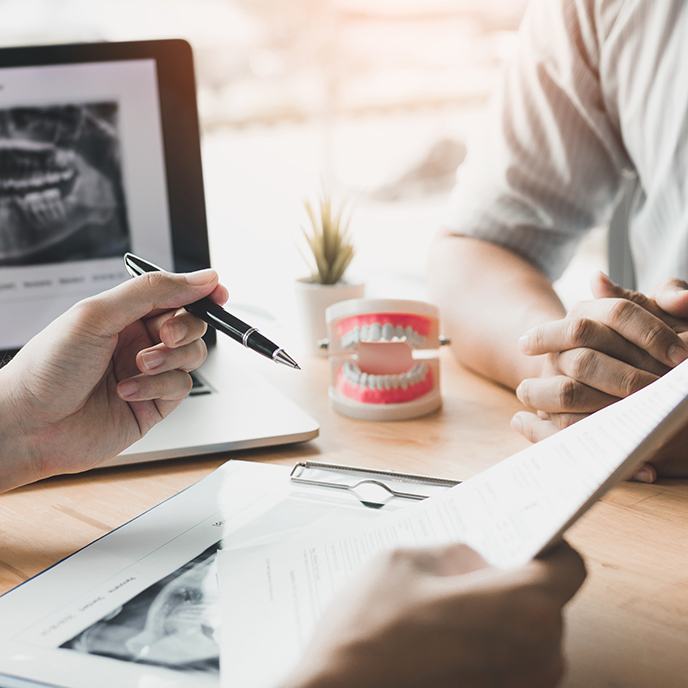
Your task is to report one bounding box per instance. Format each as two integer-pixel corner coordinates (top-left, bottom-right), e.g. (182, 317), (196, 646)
(295, 193), (364, 354)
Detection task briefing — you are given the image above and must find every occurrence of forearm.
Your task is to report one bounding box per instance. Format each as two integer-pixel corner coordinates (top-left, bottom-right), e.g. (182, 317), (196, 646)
(428, 235), (565, 389)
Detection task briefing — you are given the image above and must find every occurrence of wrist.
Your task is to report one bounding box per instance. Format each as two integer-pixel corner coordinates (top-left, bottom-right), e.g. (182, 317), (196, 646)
(0, 365), (42, 492)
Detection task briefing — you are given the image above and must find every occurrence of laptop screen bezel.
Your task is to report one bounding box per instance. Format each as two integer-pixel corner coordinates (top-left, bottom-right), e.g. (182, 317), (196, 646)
(0, 39), (216, 356)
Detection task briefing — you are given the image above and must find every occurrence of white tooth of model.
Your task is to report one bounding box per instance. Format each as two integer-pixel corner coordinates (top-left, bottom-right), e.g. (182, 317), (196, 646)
(359, 372), (368, 387)
(352, 326), (360, 344)
(360, 325), (369, 341)
(382, 323), (394, 341)
(370, 323), (382, 341)
(396, 326), (406, 339)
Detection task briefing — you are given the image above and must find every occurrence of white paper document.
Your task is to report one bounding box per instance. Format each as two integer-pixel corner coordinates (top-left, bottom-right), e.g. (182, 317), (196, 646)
(220, 361), (688, 688)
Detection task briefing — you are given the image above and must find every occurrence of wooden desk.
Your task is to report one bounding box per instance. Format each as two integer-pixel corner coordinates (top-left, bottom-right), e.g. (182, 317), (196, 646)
(1, 351), (687, 687)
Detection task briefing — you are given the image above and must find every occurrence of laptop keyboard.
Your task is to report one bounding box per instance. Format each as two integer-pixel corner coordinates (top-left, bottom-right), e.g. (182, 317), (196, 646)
(0, 350), (211, 397)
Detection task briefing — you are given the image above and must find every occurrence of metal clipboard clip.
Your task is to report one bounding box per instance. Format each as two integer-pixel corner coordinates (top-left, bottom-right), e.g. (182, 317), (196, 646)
(290, 461), (460, 509)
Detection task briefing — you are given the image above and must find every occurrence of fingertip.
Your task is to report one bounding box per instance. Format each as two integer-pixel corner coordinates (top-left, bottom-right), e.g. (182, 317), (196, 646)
(515, 380), (528, 405)
(511, 412), (525, 433)
(656, 284), (688, 318)
(117, 378), (140, 400)
(518, 333), (532, 353)
(185, 268), (218, 287)
(541, 541), (588, 593)
(633, 464), (657, 484)
(210, 283), (230, 305)
(591, 271), (618, 297)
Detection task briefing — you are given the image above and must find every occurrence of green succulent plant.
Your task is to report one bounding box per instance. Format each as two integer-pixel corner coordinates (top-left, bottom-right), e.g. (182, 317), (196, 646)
(302, 194), (355, 285)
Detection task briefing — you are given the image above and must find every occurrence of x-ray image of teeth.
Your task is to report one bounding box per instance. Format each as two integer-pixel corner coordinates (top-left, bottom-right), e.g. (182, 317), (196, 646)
(0, 102), (130, 267)
(61, 543), (221, 674)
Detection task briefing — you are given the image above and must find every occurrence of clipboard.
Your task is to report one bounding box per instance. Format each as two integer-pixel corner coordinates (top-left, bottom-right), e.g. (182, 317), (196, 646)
(289, 461), (459, 509)
(0, 460), (456, 688)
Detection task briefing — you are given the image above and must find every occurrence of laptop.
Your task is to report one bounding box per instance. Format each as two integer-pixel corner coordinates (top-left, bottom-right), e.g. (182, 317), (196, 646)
(0, 39), (319, 466)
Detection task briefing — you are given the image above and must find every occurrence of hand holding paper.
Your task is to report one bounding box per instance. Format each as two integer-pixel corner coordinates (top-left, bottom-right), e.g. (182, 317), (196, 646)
(283, 542), (585, 688)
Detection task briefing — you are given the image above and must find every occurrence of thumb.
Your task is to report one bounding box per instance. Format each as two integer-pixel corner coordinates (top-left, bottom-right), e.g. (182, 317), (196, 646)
(591, 272), (656, 310)
(526, 540), (587, 605)
(590, 271), (626, 300)
(404, 543), (490, 577)
(654, 279), (688, 318)
(70, 269), (220, 337)
(591, 272), (682, 324)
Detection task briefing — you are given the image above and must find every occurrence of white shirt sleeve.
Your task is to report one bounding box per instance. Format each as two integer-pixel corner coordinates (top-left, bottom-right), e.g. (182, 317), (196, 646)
(445, 0), (630, 281)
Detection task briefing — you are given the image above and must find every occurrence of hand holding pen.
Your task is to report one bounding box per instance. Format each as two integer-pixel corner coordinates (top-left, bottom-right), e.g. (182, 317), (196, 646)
(124, 253), (301, 369)
(0, 265), (230, 491)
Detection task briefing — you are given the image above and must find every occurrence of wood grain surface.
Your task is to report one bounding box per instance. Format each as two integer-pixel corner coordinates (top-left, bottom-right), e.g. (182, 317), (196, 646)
(1, 350), (686, 687)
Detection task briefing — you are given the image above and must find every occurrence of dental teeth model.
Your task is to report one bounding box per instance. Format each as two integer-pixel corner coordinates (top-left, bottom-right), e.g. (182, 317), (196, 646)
(325, 298), (443, 421)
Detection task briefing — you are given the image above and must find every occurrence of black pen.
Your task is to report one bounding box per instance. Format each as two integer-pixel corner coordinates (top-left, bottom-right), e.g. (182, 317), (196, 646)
(123, 253), (300, 369)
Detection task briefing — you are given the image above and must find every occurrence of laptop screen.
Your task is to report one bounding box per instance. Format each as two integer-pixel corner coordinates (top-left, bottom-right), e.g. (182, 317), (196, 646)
(0, 58), (175, 350)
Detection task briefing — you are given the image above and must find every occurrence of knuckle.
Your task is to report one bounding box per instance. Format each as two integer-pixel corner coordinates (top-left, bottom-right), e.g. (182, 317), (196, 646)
(141, 271), (172, 294)
(552, 413), (577, 429)
(558, 378), (579, 409)
(567, 318), (594, 347)
(639, 323), (668, 352)
(568, 348), (595, 380)
(619, 368), (646, 396)
(69, 297), (102, 329)
(607, 298), (634, 326)
(526, 326), (544, 352)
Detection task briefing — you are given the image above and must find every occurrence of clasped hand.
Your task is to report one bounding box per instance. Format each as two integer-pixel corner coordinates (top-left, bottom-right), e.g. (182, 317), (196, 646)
(512, 273), (688, 480)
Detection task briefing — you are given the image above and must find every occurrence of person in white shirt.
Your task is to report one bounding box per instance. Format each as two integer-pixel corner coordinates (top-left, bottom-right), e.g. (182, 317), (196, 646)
(430, 0), (688, 481)
(0, 270), (584, 688)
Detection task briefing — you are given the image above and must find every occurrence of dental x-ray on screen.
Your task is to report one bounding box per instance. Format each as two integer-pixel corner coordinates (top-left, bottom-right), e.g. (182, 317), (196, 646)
(0, 102), (130, 267)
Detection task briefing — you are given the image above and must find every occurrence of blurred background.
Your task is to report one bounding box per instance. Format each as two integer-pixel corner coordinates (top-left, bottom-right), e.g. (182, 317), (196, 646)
(0, 0), (604, 316)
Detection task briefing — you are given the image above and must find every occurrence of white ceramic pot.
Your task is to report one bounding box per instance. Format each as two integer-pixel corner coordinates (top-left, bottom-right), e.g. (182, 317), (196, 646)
(295, 278), (365, 356)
